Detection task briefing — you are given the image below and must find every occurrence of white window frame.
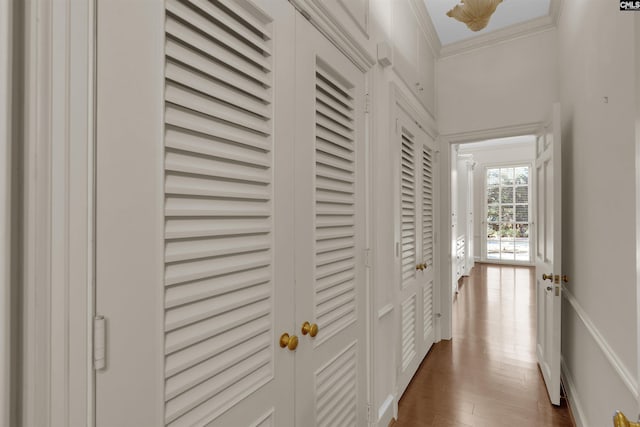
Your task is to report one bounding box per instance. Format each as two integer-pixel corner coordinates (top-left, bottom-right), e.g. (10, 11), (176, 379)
(481, 161), (535, 266)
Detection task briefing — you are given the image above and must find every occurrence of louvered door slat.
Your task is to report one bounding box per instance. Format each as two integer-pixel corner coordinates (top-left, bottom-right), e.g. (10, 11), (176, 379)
(164, 2), (275, 425)
(166, 0), (271, 71)
(165, 62), (269, 118)
(401, 133), (416, 287)
(314, 61), (357, 342)
(424, 280), (434, 340)
(216, 0), (272, 40)
(401, 295), (417, 371)
(166, 19), (270, 87)
(185, 0), (272, 54)
(166, 40), (269, 102)
(422, 146), (434, 268)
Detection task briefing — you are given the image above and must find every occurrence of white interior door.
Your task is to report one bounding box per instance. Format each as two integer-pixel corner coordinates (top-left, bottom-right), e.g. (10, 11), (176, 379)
(420, 136), (437, 355)
(535, 103), (562, 406)
(95, 0), (297, 426)
(396, 107), (435, 397)
(293, 14), (368, 426)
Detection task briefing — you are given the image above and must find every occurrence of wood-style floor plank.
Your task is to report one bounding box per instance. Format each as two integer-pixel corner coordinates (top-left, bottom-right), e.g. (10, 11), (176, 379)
(393, 263), (574, 427)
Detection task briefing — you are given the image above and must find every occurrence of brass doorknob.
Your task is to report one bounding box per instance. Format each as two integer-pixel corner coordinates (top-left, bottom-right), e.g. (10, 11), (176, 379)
(279, 333), (298, 351)
(542, 273), (553, 281)
(301, 321), (319, 338)
(562, 275), (569, 283)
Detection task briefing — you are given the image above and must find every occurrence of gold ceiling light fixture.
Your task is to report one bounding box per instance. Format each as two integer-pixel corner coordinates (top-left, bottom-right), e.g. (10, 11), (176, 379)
(446, 0), (504, 32)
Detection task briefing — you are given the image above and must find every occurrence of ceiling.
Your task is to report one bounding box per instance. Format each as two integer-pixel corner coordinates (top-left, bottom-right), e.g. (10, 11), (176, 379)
(423, 0), (551, 46)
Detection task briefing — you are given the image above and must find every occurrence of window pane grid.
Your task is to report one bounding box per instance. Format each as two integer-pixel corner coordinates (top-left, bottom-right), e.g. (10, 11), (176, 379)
(486, 166), (530, 262)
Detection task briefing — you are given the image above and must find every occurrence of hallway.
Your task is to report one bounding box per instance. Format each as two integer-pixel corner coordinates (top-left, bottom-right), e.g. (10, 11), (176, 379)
(393, 264), (574, 427)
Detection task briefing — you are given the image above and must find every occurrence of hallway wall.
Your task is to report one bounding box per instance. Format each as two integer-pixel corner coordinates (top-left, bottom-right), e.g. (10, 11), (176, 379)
(558, 1), (638, 425)
(437, 29), (558, 135)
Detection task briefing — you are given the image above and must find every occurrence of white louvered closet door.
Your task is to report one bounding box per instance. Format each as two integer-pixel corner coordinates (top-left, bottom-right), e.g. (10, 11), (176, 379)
(395, 107), (436, 398)
(96, 1), (297, 426)
(293, 14), (367, 427)
(419, 133), (437, 358)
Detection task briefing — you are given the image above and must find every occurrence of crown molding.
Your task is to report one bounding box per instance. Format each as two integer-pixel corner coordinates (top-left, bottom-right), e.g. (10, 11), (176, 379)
(549, 0), (564, 26)
(409, 0), (441, 56)
(439, 13), (556, 58)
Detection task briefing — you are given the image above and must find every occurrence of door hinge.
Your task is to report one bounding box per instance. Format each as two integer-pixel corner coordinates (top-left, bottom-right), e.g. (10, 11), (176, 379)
(364, 94), (370, 114)
(364, 248), (372, 268)
(93, 315), (106, 370)
(366, 403), (372, 423)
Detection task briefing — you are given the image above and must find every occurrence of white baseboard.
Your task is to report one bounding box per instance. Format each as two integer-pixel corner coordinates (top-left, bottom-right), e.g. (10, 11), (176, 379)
(561, 358), (587, 427)
(376, 394), (395, 427)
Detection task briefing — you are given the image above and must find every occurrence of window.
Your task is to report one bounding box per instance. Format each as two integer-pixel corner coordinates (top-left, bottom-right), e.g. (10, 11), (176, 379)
(486, 166), (530, 262)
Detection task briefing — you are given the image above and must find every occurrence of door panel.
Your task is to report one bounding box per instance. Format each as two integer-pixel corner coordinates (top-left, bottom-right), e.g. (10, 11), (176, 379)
(294, 14), (367, 427)
(421, 145), (436, 345)
(96, 1), (296, 426)
(95, 1), (164, 424)
(535, 103), (562, 406)
(395, 107), (436, 397)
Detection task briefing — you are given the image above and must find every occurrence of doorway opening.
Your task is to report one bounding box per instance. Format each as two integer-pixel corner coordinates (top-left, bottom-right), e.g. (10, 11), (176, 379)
(450, 134), (536, 298)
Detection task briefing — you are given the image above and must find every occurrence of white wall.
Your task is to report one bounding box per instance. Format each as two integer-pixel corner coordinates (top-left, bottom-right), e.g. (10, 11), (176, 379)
(558, 1), (639, 425)
(437, 29), (558, 135)
(459, 139), (535, 263)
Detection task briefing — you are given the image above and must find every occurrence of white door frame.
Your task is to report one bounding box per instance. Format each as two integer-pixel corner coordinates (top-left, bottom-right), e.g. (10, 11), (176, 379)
(439, 122), (542, 340)
(0, 0), (13, 423)
(634, 13), (640, 416)
(21, 0), (95, 425)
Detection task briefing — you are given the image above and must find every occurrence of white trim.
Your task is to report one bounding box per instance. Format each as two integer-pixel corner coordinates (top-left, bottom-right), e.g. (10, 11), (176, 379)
(390, 82), (438, 142)
(440, 15), (556, 58)
(409, 0), (441, 55)
(288, 0), (375, 72)
(442, 122), (542, 143)
(23, 0), (53, 424)
(22, 0), (94, 425)
(561, 357), (587, 427)
(440, 122), (543, 342)
(376, 394), (395, 427)
(634, 11), (640, 415)
(0, 0), (12, 423)
(549, 0), (564, 26)
(563, 287), (640, 400)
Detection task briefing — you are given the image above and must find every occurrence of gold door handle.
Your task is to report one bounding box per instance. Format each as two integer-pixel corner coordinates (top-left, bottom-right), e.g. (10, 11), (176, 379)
(562, 275), (569, 283)
(279, 333), (298, 351)
(542, 273), (553, 281)
(301, 321), (319, 337)
(613, 411), (640, 427)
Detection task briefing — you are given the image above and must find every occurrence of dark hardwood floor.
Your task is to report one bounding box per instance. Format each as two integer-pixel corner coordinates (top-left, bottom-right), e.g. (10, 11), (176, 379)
(392, 263), (574, 427)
